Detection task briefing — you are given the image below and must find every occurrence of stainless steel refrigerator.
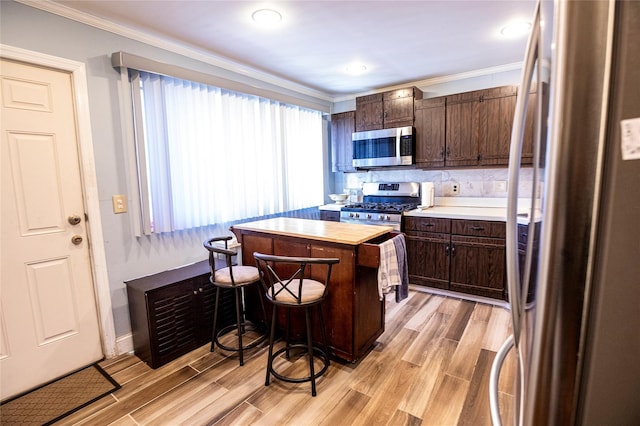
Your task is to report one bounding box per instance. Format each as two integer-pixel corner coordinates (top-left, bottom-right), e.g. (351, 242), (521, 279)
(489, 0), (640, 424)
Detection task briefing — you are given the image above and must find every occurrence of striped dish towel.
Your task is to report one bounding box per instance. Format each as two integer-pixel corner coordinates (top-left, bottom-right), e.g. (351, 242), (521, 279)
(377, 237), (400, 300)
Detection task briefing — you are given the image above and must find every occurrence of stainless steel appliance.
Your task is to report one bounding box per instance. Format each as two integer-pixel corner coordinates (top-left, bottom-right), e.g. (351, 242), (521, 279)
(339, 182), (420, 230)
(489, 1), (640, 425)
(352, 126), (415, 168)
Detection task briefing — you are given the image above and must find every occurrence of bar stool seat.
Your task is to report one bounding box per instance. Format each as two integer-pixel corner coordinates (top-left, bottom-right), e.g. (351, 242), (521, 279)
(254, 252), (339, 396)
(214, 266), (260, 286)
(204, 237), (267, 366)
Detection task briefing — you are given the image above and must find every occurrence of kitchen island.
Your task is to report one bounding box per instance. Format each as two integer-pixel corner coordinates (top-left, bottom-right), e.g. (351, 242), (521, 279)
(231, 217), (394, 363)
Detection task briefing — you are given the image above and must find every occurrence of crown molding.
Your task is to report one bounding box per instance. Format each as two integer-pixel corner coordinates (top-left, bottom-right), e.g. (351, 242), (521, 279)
(332, 62), (524, 103)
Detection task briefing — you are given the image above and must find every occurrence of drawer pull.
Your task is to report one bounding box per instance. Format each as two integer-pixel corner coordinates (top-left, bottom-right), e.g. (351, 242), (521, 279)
(471, 226), (485, 231)
(425, 223), (435, 227)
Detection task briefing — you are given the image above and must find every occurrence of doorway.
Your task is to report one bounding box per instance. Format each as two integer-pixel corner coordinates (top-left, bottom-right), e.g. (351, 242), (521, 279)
(0, 47), (115, 400)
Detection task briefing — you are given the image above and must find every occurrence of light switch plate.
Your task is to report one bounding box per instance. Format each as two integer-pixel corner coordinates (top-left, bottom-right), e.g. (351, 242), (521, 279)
(112, 195), (127, 214)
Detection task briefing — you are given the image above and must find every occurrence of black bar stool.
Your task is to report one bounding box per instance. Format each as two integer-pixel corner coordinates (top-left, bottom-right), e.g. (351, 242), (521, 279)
(203, 236), (267, 366)
(254, 252), (339, 396)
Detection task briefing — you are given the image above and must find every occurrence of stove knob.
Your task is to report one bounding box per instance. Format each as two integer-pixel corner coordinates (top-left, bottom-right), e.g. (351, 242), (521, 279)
(355, 213), (360, 218)
(366, 213), (372, 219)
(385, 215), (391, 221)
(378, 214), (384, 220)
(349, 212), (355, 218)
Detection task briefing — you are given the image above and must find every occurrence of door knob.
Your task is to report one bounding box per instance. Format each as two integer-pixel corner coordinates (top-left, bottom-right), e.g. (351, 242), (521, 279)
(68, 215), (82, 225)
(71, 235), (83, 245)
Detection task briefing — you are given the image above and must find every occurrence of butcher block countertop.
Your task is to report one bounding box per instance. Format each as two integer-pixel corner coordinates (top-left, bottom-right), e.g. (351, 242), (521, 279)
(231, 217), (393, 245)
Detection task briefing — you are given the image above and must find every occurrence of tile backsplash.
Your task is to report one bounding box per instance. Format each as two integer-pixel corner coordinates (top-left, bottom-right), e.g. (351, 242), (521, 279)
(334, 167), (537, 199)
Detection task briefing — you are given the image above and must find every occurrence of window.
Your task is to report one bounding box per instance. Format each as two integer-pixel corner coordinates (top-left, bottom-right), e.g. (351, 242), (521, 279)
(132, 71), (324, 234)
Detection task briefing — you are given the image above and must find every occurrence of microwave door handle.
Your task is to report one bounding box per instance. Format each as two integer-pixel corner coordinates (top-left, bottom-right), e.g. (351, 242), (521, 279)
(395, 128), (401, 162)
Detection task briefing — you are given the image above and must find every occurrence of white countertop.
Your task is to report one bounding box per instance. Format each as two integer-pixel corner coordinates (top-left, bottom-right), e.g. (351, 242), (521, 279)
(406, 197), (540, 223)
(406, 206), (513, 221)
(319, 203), (345, 211)
(319, 197), (541, 223)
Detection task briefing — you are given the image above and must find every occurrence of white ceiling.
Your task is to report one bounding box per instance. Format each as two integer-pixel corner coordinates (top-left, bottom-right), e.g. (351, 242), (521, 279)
(50, 0), (536, 99)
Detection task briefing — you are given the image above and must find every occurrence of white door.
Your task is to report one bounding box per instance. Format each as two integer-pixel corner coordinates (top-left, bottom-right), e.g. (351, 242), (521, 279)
(0, 59), (103, 400)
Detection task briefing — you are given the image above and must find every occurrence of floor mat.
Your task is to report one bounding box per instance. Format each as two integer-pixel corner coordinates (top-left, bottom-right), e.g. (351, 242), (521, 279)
(0, 363), (120, 425)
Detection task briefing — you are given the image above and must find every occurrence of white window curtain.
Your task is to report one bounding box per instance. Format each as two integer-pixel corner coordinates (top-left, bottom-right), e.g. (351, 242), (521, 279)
(134, 71), (324, 234)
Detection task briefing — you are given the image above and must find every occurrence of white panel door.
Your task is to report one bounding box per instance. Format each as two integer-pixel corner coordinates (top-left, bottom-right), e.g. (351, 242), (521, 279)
(0, 59), (103, 400)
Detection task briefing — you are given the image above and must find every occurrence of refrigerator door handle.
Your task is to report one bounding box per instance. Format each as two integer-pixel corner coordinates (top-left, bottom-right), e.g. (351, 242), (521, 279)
(490, 334), (515, 426)
(506, 1), (540, 347)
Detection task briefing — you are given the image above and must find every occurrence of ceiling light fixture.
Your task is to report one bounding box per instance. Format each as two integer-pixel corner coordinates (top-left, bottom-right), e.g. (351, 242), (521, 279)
(251, 9), (282, 27)
(346, 63), (367, 75)
(500, 21), (532, 38)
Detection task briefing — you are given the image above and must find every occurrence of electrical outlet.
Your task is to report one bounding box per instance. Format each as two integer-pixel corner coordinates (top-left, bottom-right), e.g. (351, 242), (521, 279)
(451, 182), (459, 195)
(112, 195), (127, 214)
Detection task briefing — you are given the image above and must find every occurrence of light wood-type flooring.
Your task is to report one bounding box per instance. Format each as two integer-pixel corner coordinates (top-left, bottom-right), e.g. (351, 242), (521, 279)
(56, 289), (516, 425)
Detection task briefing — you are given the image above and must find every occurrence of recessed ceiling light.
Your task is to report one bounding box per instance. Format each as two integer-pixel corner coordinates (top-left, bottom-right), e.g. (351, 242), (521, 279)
(500, 21), (532, 38)
(345, 63), (367, 75)
(251, 9), (282, 27)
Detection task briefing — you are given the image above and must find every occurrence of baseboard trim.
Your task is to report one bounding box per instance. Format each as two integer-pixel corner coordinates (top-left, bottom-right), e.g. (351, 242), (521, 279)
(115, 333), (134, 356)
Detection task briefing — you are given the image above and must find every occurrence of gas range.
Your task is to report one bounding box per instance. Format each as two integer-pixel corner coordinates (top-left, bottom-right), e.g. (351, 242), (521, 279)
(339, 182), (420, 230)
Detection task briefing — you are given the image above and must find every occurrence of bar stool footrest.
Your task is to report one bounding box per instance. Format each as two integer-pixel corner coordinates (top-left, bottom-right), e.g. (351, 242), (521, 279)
(268, 344), (330, 384)
(213, 321), (267, 352)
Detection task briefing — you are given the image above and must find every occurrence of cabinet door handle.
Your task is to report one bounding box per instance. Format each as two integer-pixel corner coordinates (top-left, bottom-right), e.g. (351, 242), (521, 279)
(445, 245), (450, 256)
(451, 245), (456, 256)
(193, 290), (198, 295)
(199, 287), (204, 292)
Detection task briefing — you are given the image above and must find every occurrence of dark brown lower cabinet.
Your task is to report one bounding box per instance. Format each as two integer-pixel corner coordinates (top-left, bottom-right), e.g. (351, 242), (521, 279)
(404, 216), (507, 299)
(125, 259), (235, 368)
(513, 222), (540, 303)
(320, 210), (340, 222)
(405, 217), (450, 289)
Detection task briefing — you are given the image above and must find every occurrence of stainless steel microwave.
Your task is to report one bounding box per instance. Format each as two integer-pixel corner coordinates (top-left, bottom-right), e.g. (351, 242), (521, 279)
(352, 126), (415, 168)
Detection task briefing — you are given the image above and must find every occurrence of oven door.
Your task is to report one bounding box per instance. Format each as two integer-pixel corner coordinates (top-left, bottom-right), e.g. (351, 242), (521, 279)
(352, 126), (414, 168)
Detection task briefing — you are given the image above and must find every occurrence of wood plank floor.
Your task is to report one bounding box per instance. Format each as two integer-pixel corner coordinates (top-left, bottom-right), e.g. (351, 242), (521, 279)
(56, 290), (516, 425)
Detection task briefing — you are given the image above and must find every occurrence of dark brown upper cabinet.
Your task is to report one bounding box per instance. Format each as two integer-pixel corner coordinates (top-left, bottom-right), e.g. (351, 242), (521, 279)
(478, 85), (518, 166)
(445, 89), (483, 167)
(382, 87), (423, 128)
(523, 82), (548, 167)
(414, 96), (446, 168)
(355, 93), (384, 132)
(330, 111), (356, 172)
(355, 87), (422, 132)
